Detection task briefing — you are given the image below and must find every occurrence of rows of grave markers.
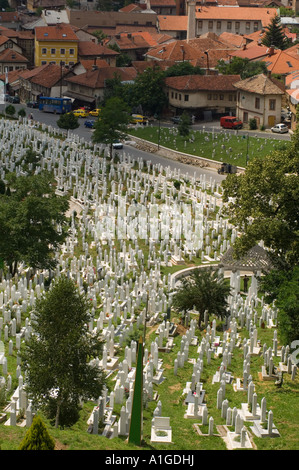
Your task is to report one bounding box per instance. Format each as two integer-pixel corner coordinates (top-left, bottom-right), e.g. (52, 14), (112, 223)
(0, 118), (297, 448)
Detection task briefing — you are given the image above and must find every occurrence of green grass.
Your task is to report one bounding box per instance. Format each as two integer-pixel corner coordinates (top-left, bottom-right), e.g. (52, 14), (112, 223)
(0, 313), (298, 450)
(128, 126), (290, 168)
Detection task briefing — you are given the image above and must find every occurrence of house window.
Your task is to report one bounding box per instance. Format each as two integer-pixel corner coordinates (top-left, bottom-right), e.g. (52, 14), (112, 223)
(198, 20), (202, 29)
(213, 94), (218, 100)
(229, 94), (233, 101)
(243, 111), (248, 123)
(220, 94), (224, 100)
(246, 22), (250, 30)
(227, 21), (232, 30)
(42, 48), (47, 54)
(255, 97), (260, 109)
(175, 92), (177, 99)
(208, 21), (213, 29)
(207, 93), (212, 100)
(41, 61), (47, 65)
(184, 94), (189, 101)
(51, 48), (56, 54)
(254, 21), (258, 31)
(235, 22), (240, 30)
(179, 94), (181, 100)
(60, 48), (65, 55)
(69, 48), (74, 55)
(269, 99), (276, 110)
(216, 21), (221, 30)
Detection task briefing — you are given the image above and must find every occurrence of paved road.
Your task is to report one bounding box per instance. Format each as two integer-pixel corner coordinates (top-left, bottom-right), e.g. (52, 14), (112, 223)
(0, 103), (290, 183)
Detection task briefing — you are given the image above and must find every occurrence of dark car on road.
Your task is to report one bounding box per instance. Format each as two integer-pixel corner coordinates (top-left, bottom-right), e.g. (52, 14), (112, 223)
(8, 95), (20, 103)
(84, 119), (95, 128)
(27, 101), (38, 108)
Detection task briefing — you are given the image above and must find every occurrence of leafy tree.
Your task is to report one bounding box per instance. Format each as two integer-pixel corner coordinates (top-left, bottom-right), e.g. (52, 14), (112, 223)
(164, 62), (204, 77)
(261, 14), (290, 50)
(222, 136), (299, 269)
(19, 415), (55, 450)
(57, 112), (79, 130)
(131, 66), (168, 116)
(92, 96), (130, 155)
(172, 268), (231, 328)
(0, 172), (69, 276)
(21, 276), (105, 428)
(216, 57), (268, 79)
(178, 111), (191, 136)
(5, 104), (15, 117)
(259, 267), (299, 346)
(18, 108), (26, 119)
(91, 29), (108, 44)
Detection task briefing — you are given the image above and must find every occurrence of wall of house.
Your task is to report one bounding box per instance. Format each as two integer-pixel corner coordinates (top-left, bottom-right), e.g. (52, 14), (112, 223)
(166, 87), (237, 113)
(35, 39), (78, 67)
(196, 19), (262, 36)
(236, 90), (282, 127)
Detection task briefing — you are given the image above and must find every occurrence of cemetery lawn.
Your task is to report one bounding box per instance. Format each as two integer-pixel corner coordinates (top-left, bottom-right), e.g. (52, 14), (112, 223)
(0, 314), (298, 450)
(128, 126), (290, 168)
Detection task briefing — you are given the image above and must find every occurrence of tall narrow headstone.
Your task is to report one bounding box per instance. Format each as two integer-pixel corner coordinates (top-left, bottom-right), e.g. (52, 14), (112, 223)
(128, 336), (143, 446)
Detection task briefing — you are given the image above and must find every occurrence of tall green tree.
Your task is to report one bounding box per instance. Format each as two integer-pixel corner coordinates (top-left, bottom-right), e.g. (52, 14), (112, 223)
(0, 172), (69, 275)
(178, 111), (191, 137)
(222, 133), (299, 269)
(131, 66), (168, 116)
(21, 277), (105, 428)
(261, 14), (290, 50)
(172, 268), (231, 328)
(92, 96), (130, 155)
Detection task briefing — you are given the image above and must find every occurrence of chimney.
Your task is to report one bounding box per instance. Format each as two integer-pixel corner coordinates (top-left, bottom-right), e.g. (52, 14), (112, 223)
(187, 0), (196, 43)
(268, 45), (275, 56)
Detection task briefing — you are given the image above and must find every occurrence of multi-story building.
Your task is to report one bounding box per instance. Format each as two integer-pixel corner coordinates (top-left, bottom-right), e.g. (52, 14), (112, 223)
(34, 24), (78, 67)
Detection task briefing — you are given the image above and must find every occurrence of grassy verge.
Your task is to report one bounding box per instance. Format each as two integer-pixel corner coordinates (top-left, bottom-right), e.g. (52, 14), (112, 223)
(128, 126), (290, 168)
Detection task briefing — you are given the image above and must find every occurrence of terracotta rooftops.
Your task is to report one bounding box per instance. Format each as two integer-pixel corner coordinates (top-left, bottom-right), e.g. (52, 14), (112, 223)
(35, 24), (79, 42)
(65, 66), (137, 89)
(78, 41), (119, 56)
(164, 74), (241, 91)
(233, 73), (285, 94)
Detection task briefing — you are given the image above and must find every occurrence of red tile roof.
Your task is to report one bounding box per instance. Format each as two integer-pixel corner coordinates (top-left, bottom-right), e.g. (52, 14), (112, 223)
(78, 41), (119, 57)
(65, 66), (137, 89)
(35, 24), (79, 42)
(0, 49), (29, 63)
(165, 74), (241, 91)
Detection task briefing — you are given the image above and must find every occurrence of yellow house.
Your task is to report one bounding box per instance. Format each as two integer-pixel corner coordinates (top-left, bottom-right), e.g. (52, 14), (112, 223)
(34, 24), (79, 67)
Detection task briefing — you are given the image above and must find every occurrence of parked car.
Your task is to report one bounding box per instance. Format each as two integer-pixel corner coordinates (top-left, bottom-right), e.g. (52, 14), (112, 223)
(131, 114), (148, 125)
(170, 116), (181, 124)
(8, 95), (20, 103)
(112, 140), (123, 149)
(271, 123), (288, 134)
(72, 108), (89, 118)
(84, 119), (95, 128)
(89, 108), (101, 117)
(220, 116), (243, 129)
(27, 101), (39, 108)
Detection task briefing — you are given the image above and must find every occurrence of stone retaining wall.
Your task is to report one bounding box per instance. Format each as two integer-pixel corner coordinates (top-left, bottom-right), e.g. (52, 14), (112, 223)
(127, 134), (245, 173)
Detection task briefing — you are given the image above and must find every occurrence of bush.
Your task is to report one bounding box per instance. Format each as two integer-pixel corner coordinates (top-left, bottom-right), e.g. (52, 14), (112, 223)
(5, 105), (16, 117)
(18, 415), (55, 450)
(249, 118), (257, 130)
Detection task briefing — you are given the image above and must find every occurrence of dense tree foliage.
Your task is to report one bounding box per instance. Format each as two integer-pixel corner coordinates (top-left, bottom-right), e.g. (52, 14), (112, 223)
(22, 277), (105, 428)
(164, 62), (204, 77)
(261, 14), (291, 50)
(216, 57), (268, 79)
(57, 112), (79, 130)
(92, 96), (130, 154)
(222, 138), (299, 269)
(172, 268), (231, 328)
(0, 172), (69, 276)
